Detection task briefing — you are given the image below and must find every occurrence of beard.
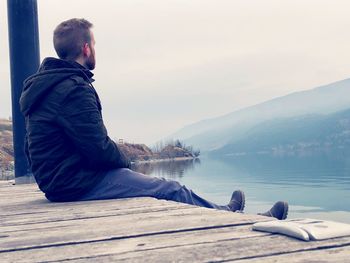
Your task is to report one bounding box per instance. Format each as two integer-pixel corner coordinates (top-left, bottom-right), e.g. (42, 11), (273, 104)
(85, 53), (96, 70)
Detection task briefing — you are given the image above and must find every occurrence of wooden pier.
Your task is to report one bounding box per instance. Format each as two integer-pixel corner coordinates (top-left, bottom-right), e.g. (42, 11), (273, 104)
(0, 181), (349, 262)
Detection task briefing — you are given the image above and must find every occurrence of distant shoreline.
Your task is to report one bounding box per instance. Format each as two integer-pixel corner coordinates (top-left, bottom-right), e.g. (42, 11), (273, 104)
(131, 156), (198, 165)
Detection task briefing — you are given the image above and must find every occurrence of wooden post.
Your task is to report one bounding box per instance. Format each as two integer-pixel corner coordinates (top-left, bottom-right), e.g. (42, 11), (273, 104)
(7, 0), (40, 183)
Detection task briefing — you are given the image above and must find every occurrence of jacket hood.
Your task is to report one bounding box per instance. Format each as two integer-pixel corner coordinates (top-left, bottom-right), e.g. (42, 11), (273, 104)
(20, 57), (94, 116)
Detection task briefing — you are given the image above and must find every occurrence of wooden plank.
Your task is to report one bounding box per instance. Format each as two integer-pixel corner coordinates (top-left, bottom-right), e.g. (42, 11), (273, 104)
(0, 190), (40, 196)
(47, 236), (350, 262)
(1, 228), (349, 262)
(0, 206), (269, 252)
(0, 191), (41, 199)
(0, 185), (42, 205)
(0, 202), (194, 226)
(0, 183), (40, 193)
(0, 182), (36, 191)
(1, 196), (185, 212)
(0, 187), (41, 194)
(0, 194), (44, 206)
(0, 192), (42, 200)
(0, 225), (268, 262)
(0, 198), (194, 223)
(2, 184), (348, 262)
(1, 186), (200, 212)
(0, 184), (13, 188)
(234, 246), (350, 262)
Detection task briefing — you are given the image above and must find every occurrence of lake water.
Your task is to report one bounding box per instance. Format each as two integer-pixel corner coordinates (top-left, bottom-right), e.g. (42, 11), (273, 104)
(133, 154), (350, 223)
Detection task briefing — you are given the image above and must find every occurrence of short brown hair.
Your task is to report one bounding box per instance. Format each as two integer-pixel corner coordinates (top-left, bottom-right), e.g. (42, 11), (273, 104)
(53, 18), (93, 60)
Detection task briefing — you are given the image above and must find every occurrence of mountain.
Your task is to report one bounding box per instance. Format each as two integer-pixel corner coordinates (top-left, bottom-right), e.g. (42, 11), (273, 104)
(169, 78), (350, 152)
(211, 108), (350, 156)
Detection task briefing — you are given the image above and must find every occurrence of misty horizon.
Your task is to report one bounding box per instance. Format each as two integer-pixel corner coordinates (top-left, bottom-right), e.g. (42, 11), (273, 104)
(1, 0), (350, 145)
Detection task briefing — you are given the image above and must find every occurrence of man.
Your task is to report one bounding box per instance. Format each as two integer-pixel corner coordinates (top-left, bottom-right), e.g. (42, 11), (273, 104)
(20, 18), (288, 220)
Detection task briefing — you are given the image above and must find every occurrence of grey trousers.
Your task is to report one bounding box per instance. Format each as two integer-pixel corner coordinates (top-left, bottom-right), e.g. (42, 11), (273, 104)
(79, 168), (230, 211)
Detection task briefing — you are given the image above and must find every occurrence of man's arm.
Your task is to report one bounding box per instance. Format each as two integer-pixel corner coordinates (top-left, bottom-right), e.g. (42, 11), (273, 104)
(57, 84), (130, 169)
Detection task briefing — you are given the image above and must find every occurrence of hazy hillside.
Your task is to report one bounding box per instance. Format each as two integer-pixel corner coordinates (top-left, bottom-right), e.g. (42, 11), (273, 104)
(169, 78), (350, 151)
(211, 108), (350, 156)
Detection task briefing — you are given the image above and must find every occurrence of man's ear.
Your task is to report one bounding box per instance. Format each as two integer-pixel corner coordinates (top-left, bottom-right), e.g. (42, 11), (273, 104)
(82, 43), (90, 57)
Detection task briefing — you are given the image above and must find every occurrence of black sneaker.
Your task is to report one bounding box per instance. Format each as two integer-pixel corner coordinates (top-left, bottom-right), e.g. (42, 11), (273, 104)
(258, 201), (289, 220)
(228, 190), (245, 212)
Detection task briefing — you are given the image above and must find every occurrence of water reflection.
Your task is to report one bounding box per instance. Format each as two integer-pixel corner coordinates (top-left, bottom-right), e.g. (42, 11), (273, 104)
(132, 154), (350, 223)
(132, 158), (201, 179)
(212, 154), (350, 216)
(217, 154), (350, 190)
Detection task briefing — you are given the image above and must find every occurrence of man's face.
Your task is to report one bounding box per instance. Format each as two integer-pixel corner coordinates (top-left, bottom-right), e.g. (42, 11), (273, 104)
(85, 30), (96, 70)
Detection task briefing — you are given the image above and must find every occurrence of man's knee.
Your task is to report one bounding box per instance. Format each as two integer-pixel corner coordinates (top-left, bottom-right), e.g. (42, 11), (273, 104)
(162, 179), (184, 195)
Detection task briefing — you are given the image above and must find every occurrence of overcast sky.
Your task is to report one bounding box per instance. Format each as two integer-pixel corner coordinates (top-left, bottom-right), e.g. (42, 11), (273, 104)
(1, 0), (350, 144)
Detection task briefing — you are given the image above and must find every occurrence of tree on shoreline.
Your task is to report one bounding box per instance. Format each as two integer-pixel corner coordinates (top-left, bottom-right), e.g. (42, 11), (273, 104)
(153, 139), (200, 158)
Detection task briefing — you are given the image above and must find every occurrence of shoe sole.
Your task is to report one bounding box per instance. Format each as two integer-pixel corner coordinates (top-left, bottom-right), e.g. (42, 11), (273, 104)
(281, 201), (289, 220)
(237, 190), (245, 212)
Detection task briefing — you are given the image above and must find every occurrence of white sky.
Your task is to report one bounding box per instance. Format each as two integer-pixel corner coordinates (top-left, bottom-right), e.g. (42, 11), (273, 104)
(1, 0), (350, 144)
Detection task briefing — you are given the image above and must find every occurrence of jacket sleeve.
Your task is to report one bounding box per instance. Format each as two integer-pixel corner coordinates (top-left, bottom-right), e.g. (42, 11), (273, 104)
(57, 84), (130, 169)
(24, 132), (32, 169)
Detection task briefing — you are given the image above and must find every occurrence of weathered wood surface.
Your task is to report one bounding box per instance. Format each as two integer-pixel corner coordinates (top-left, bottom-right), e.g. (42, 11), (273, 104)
(0, 181), (349, 262)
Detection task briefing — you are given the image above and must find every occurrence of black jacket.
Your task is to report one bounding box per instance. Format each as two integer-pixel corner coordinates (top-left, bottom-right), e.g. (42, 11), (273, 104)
(20, 57), (130, 201)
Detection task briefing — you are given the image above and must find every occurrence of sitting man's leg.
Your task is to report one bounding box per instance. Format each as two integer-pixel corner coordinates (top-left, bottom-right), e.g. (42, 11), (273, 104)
(79, 168), (245, 212)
